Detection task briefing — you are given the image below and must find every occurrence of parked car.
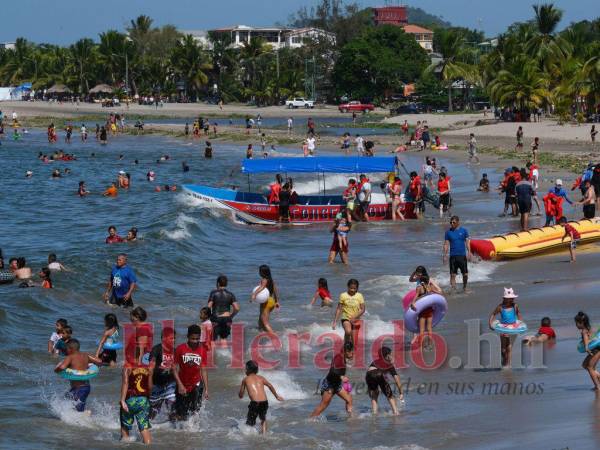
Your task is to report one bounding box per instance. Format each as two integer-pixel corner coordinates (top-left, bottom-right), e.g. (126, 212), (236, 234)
(390, 103), (423, 115)
(285, 98), (315, 109)
(338, 101), (375, 113)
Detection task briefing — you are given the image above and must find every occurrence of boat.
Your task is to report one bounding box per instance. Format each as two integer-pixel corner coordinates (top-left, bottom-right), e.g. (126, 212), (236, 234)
(183, 156), (417, 225)
(470, 219), (600, 260)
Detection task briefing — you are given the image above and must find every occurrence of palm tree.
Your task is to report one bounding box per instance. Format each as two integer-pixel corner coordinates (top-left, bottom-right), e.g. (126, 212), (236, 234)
(171, 35), (212, 100)
(98, 30), (127, 85)
(0, 38), (34, 84)
(69, 38), (96, 94)
(240, 37), (270, 91)
(526, 4), (568, 70)
(488, 56), (551, 112)
(427, 29), (471, 111)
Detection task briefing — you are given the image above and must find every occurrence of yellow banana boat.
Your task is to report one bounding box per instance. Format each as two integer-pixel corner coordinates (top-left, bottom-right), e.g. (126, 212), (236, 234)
(470, 219), (600, 260)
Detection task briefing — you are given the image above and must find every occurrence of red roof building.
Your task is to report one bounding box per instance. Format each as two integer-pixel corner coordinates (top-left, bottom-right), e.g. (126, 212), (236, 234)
(373, 6), (408, 26)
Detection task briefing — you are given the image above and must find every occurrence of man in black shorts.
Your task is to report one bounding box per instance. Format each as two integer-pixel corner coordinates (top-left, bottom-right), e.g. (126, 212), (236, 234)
(207, 275), (240, 344)
(443, 216), (471, 291)
(515, 168), (534, 231)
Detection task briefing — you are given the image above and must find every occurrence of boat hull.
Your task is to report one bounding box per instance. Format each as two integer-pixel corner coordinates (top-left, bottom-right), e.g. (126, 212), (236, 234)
(183, 185), (417, 225)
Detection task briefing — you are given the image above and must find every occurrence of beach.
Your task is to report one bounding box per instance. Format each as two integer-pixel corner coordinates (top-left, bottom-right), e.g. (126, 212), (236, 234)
(1, 105), (600, 449)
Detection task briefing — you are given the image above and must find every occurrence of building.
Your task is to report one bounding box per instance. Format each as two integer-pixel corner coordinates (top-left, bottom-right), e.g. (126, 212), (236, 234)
(208, 25), (335, 49)
(372, 5), (434, 53)
(401, 24), (434, 52)
(0, 42), (16, 50)
(373, 6), (408, 26)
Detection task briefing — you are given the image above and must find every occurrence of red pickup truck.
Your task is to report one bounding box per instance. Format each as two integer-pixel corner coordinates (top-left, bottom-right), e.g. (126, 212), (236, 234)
(338, 101), (375, 113)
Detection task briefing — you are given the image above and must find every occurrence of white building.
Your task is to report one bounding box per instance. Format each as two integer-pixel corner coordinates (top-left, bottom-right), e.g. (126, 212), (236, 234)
(0, 42), (16, 50)
(179, 30), (211, 49)
(208, 25), (335, 49)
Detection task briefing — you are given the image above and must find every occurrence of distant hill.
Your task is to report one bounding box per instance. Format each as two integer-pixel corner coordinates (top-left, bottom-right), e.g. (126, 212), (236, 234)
(406, 6), (452, 28)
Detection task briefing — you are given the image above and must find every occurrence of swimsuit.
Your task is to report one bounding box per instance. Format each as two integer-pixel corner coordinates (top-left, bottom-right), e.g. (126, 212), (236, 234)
(500, 306), (516, 325)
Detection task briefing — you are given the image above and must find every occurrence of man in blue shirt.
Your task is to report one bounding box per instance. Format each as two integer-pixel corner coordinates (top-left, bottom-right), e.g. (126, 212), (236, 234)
(103, 253), (137, 308)
(548, 179), (572, 205)
(443, 215), (471, 291)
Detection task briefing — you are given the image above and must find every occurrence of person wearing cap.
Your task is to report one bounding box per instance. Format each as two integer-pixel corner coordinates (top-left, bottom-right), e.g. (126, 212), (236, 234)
(25, 170), (33, 178)
(118, 171), (130, 189)
(489, 288), (523, 368)
(548, 179), (572, 205)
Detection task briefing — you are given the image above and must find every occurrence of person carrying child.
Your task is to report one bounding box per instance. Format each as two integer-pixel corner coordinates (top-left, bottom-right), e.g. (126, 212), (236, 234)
(48, 318), (68, 354)
(238, 360), (283, 434)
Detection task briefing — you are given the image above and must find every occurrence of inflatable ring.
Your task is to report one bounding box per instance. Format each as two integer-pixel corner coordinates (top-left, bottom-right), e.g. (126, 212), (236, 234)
(342, 380), (352, 393)
(103, 341), (123, 350)
(252, 286), (270, 304)
(402, 290), (417, 311)
(577, 336), (600, 353)
(492, 320), (527, 335)
(60, 363), (100, 381)
(403, 293), (448, 333)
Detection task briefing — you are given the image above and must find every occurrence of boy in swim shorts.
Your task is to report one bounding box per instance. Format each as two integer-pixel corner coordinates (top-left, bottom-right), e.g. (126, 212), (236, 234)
(120, 337), (154, 444)
(239, 360), (283, 434)
(54, 339), (102, 412)
(560, 216), (581, 262)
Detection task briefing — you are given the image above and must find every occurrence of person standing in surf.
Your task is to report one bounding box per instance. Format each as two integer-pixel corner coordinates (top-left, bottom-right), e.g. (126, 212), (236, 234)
(251, 265), (279, 334)
(443, 216), (471, 292)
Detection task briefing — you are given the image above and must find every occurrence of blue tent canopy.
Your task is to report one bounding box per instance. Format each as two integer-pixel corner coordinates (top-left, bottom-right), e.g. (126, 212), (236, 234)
(242, 156), (397, 174)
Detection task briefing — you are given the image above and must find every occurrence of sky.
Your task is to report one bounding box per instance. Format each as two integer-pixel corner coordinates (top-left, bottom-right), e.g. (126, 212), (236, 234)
(0, 0), (598, 45)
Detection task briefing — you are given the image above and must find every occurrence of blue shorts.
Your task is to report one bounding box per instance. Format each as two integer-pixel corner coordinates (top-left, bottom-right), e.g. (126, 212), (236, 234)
(66, 384), (90, 412)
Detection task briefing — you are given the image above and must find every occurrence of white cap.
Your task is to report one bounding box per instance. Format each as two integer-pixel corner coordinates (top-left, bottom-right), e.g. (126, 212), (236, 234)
(555, 179), (563, 186)
(26, 170), (33, 176)
(503, 287), (518, 299)
(119, 170), (126, 175)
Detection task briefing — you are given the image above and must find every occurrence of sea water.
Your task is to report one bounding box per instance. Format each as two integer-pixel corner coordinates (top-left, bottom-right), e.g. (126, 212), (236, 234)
(1, 130), (600, 449)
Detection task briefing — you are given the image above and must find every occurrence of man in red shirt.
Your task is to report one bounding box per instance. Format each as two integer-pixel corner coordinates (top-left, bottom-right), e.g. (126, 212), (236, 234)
(173, 325), (209, 420)
(409, 171), (423, 216)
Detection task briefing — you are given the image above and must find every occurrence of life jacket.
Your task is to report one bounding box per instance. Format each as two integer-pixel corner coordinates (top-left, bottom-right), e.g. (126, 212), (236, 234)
(571, 176), (582, 191)
(543, 192), (563, 218)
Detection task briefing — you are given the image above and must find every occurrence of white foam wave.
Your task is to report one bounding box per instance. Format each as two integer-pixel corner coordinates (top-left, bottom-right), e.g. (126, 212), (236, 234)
(47, 391), (120, 431)
(434, 260), (501, 286)
(160, 212), (195, 240)
(362, 275), (413, 302)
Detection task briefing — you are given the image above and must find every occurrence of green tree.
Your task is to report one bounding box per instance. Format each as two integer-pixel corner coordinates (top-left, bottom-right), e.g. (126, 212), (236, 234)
(69, 38), (96, 93)
(333, 25), (428, 100)
(171, 35), (212, 100)
(427, 28), (472, 111)
(98, 30), (127, 85)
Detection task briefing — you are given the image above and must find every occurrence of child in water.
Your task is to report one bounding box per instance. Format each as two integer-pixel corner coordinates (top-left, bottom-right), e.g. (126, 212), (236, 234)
(575, 311), (600, 391)
(95, 313), (120, 367)
(335, 217), (350, 253)
(54, 325), (73, 356)
(560, 216), (580, 262)
(524, 317), (556, 345)
(239, 360), (283, 434)
(199, 307), (213, 351)
(489, 288), (522, 368)
(54, 339), (102, 412)
(366, 346), (404, 415)
(39, 267), (53, 288)
(409, 274), (434, 349)
(310, 278), (333, 307)
(333, 279), (365, 345)
(478, 174), (490, 192)
(48, 318), (68, 354)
